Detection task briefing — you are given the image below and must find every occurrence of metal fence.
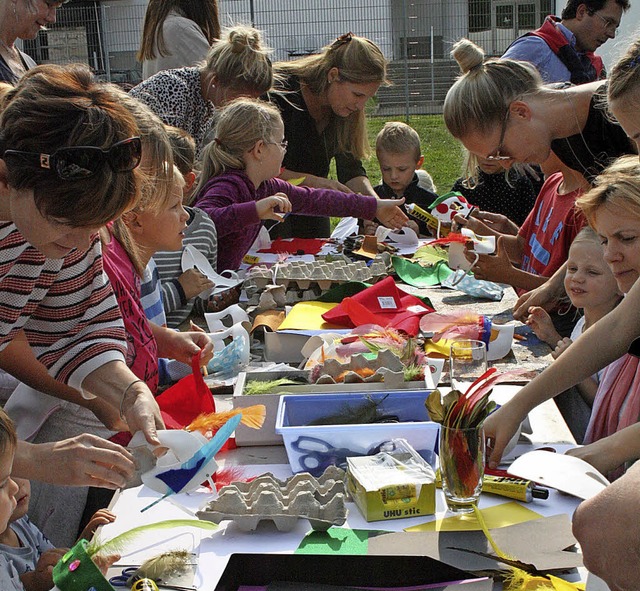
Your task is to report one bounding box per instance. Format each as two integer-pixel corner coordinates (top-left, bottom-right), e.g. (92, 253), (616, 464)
(21, 0), (554, 115)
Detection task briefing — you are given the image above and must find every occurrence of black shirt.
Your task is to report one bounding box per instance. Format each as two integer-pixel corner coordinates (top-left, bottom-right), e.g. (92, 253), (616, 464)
(551, 84), (635, 183)
(267, 74), (367, 238)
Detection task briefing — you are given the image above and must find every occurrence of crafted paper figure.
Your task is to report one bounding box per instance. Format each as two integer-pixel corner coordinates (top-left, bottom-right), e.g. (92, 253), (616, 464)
(134, 413), (244, 512)
(429, 191), (475, 224)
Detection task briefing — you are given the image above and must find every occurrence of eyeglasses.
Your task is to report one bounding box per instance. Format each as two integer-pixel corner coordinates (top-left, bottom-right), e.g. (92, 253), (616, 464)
(267, 140), (288, 151)
(485, 109), (512, 162)
(588, 10), (619, 34)
(3, 137), (142, 181)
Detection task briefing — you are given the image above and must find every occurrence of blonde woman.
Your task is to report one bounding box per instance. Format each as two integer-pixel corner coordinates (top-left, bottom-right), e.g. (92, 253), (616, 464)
(268, 33), (388, 237)
(130, 25), (273, 158)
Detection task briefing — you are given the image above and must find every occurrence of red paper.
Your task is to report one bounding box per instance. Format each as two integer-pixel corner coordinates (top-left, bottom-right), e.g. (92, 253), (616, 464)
(258, 238), (327, 255)
(322, 276), (434, 336)
(156, 354), (216, 429)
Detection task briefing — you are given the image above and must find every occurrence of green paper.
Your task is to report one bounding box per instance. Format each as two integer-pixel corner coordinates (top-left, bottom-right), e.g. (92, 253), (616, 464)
(296, 528), (388, 555)
(316, 281), (371, 303)
(392, 256), (453, 287)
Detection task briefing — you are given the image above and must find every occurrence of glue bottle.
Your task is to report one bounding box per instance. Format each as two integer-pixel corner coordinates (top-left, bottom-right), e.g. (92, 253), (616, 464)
(132, 579), (160, 591)
(481, 474), (549, 502)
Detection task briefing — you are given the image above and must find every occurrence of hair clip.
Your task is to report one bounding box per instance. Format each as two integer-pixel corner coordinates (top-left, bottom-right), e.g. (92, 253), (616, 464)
(628, 54), (640, 69)
(214, 138), (224, 148)
(332, 32), (353, 49)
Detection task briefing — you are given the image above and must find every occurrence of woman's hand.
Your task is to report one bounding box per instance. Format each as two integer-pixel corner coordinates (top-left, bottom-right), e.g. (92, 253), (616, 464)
(375, 197), (408, 230)
(513, 264), (567, 321)
(16, 435), (136, 488)
(483, 402), (526, 468)
(178, 269), (215, 300)
(304, 175), (352, 192)
(256, 192), (292, 221)
(154, 326), (214, 367)
(565, 439), (626, 477)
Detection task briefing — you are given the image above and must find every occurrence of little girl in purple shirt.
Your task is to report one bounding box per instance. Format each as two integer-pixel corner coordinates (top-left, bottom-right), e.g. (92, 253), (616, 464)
(193, 98), (409, 272)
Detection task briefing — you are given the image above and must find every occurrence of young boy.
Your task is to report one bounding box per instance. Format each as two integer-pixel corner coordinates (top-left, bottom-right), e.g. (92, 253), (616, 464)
(0, 476), (115, 591)
(373, 121), (438, 236)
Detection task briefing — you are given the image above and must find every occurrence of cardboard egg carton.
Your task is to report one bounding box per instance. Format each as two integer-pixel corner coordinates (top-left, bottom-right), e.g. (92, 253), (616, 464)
(312, 349), (406, 388)
(196, 466), (347, 532)
(245, 258), (389, 292)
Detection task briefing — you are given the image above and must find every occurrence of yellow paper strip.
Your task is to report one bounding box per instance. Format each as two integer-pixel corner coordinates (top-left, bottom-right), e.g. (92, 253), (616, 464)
(405, 502), (542, 532)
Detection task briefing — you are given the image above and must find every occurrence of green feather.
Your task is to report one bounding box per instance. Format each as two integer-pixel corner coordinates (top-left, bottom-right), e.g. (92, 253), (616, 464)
(244, 378), (301, 395)
(87, 519), (217, 558)
(135, 549), (193, 581)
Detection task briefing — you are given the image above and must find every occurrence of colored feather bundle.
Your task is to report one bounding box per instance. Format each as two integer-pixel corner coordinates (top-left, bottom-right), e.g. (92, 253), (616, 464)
(186, 405), (266, 435)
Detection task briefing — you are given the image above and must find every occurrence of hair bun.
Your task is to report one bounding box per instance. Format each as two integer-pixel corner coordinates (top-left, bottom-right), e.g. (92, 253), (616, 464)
(451, 38), (484, 74)
(227, 26), (261, 53)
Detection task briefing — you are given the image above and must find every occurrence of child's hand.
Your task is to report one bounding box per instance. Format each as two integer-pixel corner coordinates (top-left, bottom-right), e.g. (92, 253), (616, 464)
(179, 269), (215, 300)
(375, 197), (408, 230)
(92, 553), (121, 576)
(256, 192), (292, 221)
(526, 306), (562, 347)
(79, 508), (116, 541)
(552, 336), (573, 360)
(22, 548), (68, 591)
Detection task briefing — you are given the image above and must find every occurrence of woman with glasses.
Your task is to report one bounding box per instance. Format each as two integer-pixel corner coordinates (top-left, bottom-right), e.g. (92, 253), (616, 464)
(193, 99), (408, 272)
(130, 25), (273, 159)
(0, 64), (166, 494)
(443, 38), (634, 188)
(0, 0), (68, 85)
(267, 33), (388, 238)
(137, 0), (220, 80)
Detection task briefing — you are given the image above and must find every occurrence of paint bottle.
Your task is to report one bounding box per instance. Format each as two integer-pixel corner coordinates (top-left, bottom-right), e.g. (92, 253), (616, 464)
(482, 474), (549, 502)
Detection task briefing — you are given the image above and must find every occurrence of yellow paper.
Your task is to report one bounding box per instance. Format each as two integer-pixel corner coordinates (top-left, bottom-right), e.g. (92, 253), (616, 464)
(405, 501), (542, 532)
(278, 301), (341, 331)
(287, 177), (306, 186)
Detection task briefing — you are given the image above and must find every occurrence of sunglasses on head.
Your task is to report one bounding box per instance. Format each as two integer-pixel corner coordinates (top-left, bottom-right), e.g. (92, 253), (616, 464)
(2, 136), (142, 181)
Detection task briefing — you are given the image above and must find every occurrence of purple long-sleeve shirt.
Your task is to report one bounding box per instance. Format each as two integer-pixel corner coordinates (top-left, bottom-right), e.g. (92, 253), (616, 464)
(194, 169), (378, 271)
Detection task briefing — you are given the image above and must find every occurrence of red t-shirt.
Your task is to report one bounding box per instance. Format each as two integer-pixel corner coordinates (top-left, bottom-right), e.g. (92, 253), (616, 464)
(518, 172), (586, 294)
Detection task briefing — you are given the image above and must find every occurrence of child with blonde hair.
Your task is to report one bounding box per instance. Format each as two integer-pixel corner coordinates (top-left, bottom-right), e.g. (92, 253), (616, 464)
(193, 98), (408, 272)
(372, 121), (437, 236)
(151, 126), (221, 328)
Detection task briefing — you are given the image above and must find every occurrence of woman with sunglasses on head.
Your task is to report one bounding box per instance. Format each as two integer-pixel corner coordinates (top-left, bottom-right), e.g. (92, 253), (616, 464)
(130, 24), (273, 159)
(0, 64), (166, 493)
(266, 33), (388, 238)
(0, 0), (68, 85)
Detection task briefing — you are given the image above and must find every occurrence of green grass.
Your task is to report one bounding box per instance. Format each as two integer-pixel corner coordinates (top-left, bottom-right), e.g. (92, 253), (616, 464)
(329, 114), (464, 194)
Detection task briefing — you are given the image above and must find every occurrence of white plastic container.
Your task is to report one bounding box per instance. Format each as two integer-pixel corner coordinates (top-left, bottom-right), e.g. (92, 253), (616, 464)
(275, 391), (440, 475)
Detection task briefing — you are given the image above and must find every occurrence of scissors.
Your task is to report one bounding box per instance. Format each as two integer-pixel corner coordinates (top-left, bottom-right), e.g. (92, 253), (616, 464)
(109, 567), (139, 587)
(291, 436), (358, 475)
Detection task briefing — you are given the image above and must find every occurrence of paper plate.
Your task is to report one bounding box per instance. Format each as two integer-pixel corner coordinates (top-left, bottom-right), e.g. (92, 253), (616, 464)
(508, 450), (609, 500)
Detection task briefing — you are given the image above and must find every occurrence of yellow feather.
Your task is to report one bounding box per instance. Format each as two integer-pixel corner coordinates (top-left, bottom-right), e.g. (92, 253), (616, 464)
(185, 405), (266, 434)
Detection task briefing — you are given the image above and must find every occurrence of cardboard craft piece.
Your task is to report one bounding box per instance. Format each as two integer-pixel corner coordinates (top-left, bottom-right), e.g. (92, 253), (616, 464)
(367, 514), (582, 574)
(181, 244), (243, 297)
(508, 450), (609, 500)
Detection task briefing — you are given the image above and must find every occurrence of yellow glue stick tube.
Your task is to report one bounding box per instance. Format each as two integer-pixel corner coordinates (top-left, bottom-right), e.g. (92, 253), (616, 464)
(482, 474), (549, 502)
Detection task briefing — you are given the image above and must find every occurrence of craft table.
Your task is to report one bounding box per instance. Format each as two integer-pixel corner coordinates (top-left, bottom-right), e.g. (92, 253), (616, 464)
(103, 385), (591, 591)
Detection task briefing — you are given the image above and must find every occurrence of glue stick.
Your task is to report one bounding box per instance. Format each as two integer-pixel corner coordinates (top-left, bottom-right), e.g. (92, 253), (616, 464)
(482, 474), (549, 502)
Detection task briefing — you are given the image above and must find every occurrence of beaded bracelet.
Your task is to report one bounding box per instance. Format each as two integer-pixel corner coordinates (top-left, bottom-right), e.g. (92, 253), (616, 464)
(119, 378), (144, 420)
